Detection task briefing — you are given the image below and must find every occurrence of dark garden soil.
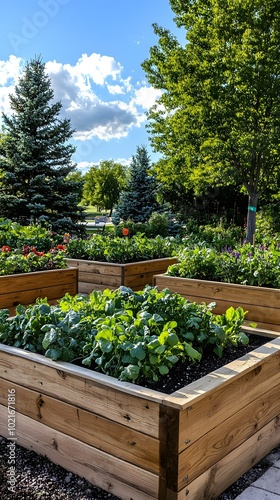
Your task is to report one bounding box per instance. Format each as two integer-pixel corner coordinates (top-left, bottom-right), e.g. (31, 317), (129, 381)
(0, 333), (278, 499)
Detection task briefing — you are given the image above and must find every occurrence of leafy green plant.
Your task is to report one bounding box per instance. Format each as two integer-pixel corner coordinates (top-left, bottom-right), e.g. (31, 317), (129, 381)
(168, 243), (280, 288)
(0, 218), (63, 251)
(66, 234), (180, 263)
(113, 212), (183, 238)
(181, 221), (244, 251)
(0, 286), (248, 384)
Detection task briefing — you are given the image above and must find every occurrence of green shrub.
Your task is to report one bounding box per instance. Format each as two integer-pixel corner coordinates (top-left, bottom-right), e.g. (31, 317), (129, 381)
(0, 219), (63, 251)
(113, 211), (183, 238)
(181, 220), (244, 251)
(167, 243), (280, 287)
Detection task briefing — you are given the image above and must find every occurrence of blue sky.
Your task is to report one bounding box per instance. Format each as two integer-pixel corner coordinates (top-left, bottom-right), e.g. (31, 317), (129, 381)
(0, 0), (184, 173)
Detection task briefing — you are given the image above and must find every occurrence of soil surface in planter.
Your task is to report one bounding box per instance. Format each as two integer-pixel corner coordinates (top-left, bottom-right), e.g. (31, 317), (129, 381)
(0, 333), (275, 500)
(141, 333), (270, 394)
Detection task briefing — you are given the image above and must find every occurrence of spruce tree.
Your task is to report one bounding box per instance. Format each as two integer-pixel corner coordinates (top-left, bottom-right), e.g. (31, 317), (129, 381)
(0, 56), (83, 232)
(116, 145), (158, 222)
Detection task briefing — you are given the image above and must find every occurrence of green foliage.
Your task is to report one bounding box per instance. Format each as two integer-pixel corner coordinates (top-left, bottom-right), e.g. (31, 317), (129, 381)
(0, 56), (83, 232)
(0, 219), (63, 251)
(115, 146), (159, 222)
(142, 2), (280, 243)
(113, 212), (183, 238)
(167, 243), (280, 288)
(255, 205), (280, 243)
(0, 249), (66, 275)
(66, 234), (180, 263)
(0, 286), (248, 384)
(182, 221), (244, 251)
(83, 161), (127, 212)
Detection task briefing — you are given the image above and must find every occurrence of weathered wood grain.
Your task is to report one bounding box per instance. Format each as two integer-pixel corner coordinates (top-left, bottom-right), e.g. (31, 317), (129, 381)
(0, 268), (78, 312)
(1, 330), (280, 498)
(154, 274), (280, 327)
(0, 405), (159, 500)
(0, 378), (160, 473)
(66, 258), (177, 293)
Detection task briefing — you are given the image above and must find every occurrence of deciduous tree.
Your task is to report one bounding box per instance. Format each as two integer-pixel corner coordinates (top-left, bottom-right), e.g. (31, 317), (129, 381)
(142, 0), (280, 243)
(83, 160), (127, 215)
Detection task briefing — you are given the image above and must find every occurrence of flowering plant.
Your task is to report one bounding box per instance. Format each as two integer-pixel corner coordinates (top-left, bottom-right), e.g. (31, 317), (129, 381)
(0, 218), (64, 251)
(167, 242), (280, 288)
(0, 244), (67, 276)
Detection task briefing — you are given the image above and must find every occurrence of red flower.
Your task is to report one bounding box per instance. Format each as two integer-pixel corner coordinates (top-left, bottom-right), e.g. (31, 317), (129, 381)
(30, 247), (45, 256)
(122, 228), (129, 237)
(56, 244), (66, 250)
(22, 244), (31, 254)
(1, 245), (11, 252)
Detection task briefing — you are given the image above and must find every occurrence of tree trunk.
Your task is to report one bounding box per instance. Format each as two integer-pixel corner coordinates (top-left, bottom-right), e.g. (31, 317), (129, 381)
(245, 192), (260, 244)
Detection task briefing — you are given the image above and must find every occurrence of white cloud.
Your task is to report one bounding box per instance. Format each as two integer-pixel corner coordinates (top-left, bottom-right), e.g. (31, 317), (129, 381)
(46, 53), (149, 141)
(0, 55), (22, 85)
(132, 86), (163, 110)
(107, 84), (125, 95)
(0, 55), (23, 114)
(76, 161), (92, 174)
(73, 53), (122, 85)
(0, 52), (159, 143)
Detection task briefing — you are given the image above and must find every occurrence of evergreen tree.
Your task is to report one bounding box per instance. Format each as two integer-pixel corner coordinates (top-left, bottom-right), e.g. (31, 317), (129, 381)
(116, 145), (158, 222)
(0, 56), (84, 232)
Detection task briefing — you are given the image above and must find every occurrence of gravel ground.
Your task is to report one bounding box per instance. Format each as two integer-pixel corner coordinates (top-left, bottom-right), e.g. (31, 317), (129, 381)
(0, 437), (279, 500)
(0, 334), (278, 499)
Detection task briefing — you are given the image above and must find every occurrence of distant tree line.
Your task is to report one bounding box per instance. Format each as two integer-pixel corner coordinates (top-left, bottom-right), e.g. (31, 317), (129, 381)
(2, 0), (280, 242)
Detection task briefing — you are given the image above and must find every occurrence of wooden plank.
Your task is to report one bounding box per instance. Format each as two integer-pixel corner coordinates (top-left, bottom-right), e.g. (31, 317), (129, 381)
(0, 268), (78, 295)
(154, 275), (280, 325)
(77, 282), (116, 293)
(176, 381), (280, 487)
(0, 283), (78, 309)
(154, 275), (280, 306)
(123, 258), (178, 277)
(0, 378), (160, 473)
(169, 416), (280, 499)
(0, 405), (159, 500)
(0, 345), (163, 437)
(174, 344), (280, 452)
(243, 323), (280, 335)
(78, 270), (122, 287)
(66, 258), (123, 276)
(163, 336), (280, 410)
(124, 271), (161, 289)
(0, 268), (78, 311)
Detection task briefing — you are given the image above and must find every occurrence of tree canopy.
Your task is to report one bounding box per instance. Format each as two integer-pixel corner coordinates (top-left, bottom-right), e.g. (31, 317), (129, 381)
(83, 160), (127, 215)
(0, 56), (83, 232)
(142, 0), (280, 242)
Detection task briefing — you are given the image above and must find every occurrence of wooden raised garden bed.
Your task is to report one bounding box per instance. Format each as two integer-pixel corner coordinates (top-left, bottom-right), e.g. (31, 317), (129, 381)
(66, 257), (178, 293)
(153, 275), (280, 332)
(0, 332), (280, 499)
(0, 268), (78, 315)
